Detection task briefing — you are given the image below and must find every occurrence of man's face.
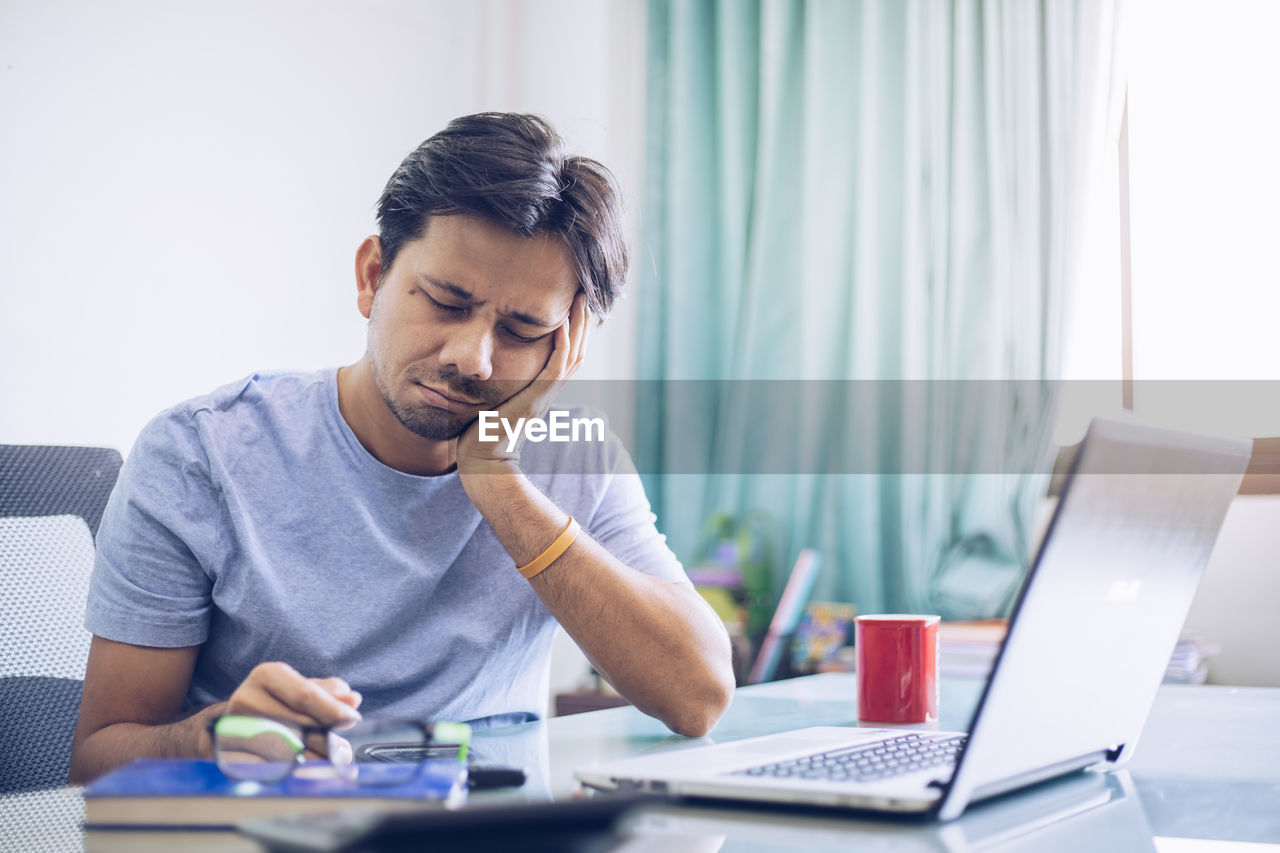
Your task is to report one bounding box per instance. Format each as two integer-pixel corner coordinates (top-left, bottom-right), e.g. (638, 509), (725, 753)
(361, 214), (579, 441)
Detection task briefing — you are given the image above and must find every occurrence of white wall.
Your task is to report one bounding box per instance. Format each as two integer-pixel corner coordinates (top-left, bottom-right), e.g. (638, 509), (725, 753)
(2, 0), (641, 705)
(0, 0), (645, 460)
(1184, 496), (1280, 687)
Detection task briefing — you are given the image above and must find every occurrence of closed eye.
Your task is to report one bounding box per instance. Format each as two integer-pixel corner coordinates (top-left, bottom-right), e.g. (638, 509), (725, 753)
(426, 293), (466, 314)
(502, 326), (546, 345)
(427, 292), (545, 343)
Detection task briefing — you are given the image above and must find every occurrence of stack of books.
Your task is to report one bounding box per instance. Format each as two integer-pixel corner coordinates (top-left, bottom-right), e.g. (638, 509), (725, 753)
(1164, 633), (1220, 684)
(935, 621), (1219, 685)
(938, 620), (1008, 679)
(83, 759), (468, 830)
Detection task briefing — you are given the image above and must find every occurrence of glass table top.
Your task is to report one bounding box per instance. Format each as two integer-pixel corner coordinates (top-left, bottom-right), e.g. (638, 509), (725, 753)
(11, 673), (1279, 852)
(480, 673), (1280, 851)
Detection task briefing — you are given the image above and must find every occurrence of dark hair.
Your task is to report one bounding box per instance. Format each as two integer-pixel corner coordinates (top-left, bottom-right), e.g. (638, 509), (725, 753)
(375, 113), (628, 317)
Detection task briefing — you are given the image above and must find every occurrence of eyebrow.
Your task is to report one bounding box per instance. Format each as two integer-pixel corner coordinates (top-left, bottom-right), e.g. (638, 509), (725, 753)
(421, 276), (557, 328)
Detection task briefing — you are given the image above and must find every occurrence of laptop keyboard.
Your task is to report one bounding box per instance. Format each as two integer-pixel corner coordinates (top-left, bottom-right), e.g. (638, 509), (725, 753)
(729, 733), (967, 783)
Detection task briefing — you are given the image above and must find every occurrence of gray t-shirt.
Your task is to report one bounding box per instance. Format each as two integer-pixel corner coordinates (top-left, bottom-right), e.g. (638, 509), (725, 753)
(85, 368), (687, 723)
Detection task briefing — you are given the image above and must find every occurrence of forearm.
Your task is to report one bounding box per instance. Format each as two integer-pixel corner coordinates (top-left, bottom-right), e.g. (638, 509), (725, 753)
(536, 540), (735, 735)
(69, 702), (223, 785)
(463, 471), (735, 736)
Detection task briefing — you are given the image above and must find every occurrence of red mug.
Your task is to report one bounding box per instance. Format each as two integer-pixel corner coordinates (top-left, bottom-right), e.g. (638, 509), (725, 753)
(855, 614), (940, 724)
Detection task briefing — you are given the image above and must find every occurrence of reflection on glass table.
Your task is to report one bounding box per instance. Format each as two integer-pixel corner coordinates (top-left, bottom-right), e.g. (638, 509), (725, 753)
(623, 770), (1152, 853)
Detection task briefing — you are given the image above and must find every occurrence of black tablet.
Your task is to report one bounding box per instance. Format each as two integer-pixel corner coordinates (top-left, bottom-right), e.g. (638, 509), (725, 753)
(239, 793), (655, 853)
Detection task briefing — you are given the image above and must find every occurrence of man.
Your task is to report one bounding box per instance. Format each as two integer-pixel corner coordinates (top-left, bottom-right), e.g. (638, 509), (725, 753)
(70, 113), (734, 784)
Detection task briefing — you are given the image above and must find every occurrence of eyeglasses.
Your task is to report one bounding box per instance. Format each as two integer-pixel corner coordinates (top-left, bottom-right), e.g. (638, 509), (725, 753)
(207, 714), (472, 785)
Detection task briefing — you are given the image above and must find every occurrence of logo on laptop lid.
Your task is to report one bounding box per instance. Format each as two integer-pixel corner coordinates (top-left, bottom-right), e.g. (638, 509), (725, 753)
(1105, 579), (1143, 604)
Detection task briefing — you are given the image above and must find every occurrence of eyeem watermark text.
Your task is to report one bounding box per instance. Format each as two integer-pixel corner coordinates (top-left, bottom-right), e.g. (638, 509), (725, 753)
(477, 410), (606, 452)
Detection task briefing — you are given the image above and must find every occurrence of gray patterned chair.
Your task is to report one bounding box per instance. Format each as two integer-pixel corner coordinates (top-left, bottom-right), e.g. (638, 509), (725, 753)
(0, 444), (122, 850)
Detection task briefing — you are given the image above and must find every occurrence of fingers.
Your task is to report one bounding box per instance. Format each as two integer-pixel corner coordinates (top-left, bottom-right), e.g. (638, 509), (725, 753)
(455, 291), (591, 472)
(504, 292), (588, 406)
(297, 731), (353, 765)
(542, 300), (574, 381)
(226, 662), (362, 728)
(327, 733), (355, 767)
(577, 301), (593, 373)
(512, 291), (587, 420)
(303, 731), (333, 759)
(313, 676), (362, 710)
(543, 291), (588, 383)
(567, 291), (590, 376)
(548, 321), (572, 379)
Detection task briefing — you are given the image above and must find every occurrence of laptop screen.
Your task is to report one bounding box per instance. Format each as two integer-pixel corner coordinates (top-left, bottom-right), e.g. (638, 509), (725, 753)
(937, 419), (1250, 819)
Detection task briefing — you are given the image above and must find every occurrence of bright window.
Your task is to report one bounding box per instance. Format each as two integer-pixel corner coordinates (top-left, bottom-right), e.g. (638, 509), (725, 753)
(1059, 0), (1280, 443)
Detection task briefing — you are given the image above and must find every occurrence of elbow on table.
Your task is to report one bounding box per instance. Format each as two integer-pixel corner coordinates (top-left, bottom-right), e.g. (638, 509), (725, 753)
(68, 731), (117, 787)
(663, 667), (735, 738)
(68, 725), (105, 786)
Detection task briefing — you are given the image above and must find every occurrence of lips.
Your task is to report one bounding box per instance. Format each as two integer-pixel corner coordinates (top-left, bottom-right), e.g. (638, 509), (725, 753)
(416, 383), (483, 412)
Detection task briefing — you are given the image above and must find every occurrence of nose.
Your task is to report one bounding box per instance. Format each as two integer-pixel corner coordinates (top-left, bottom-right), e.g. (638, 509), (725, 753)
(437, 316), (494, 382)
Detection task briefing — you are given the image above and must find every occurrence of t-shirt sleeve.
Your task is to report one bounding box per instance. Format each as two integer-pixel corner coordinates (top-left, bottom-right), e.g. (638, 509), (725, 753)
(581, 431), (691, 586)
(85, 405), (220, 647)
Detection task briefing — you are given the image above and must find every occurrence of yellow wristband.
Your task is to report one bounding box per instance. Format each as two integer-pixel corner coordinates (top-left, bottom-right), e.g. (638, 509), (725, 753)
(516, 516), (580, 580)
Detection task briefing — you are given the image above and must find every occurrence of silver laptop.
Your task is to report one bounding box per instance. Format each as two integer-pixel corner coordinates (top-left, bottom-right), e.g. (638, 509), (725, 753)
(576, 418), (1251, 820)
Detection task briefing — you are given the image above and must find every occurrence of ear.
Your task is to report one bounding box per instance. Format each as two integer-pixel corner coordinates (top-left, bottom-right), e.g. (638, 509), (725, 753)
(355, 236), (383, 319)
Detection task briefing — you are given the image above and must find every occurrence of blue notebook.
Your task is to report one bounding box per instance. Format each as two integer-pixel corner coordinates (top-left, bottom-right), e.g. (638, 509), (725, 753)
(83, 759), (468, 829)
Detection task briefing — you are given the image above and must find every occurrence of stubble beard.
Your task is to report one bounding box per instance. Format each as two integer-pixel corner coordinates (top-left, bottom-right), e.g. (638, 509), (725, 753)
(369, 356), (478, 442)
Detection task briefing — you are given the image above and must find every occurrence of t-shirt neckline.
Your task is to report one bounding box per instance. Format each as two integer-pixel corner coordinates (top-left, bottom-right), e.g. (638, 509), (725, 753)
(324, 366), (462, 486)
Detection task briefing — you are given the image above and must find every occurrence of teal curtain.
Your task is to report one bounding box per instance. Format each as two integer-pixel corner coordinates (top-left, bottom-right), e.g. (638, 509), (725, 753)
(638, 0), (1123, 617)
